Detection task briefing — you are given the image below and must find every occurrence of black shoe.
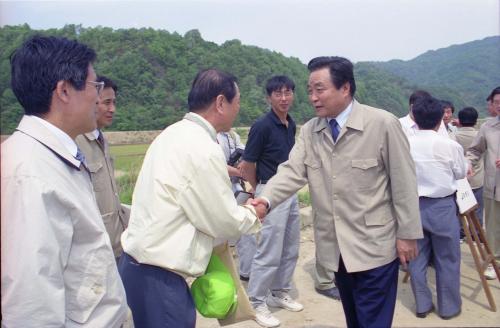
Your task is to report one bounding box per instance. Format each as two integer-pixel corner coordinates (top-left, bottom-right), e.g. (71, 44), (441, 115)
(440, 309), (461, 320)
(239, 275), (249, 282)
(315, 287), (340, 300)
(416, 305), (435, 318)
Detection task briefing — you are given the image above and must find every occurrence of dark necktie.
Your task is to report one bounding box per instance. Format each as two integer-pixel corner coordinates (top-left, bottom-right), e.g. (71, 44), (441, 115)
(329, 119), (340, 142)
(97, 130), (105, 145)
(75, 147), (86, 166)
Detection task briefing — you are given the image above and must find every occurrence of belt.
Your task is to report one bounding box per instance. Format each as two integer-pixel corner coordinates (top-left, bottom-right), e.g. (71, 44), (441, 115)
(419, 193), (455, 200)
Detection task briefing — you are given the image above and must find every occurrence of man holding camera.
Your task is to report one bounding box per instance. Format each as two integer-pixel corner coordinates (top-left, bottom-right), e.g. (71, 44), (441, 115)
(240, 75), (301, 328)
(217, 129), (256, 281)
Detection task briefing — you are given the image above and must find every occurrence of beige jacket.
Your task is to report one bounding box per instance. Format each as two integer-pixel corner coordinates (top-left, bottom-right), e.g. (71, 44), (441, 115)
(261, 100), (422, 272)
(467, 118), (500, 201)
(76, 132), (129, 258)
(1, 116), (127, 327)
(451, 127), (484, 189)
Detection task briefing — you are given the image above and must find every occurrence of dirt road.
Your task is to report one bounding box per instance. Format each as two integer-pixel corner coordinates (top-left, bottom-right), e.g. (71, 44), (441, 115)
(197, 223), (500, 328)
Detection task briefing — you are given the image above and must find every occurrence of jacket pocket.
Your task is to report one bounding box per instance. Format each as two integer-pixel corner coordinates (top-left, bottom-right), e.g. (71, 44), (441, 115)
(304, 157), (322, 170)
(87, 162), (106, 192)
(350, 158), (378, 189)
(66, 249), (109, 323)
(364, 210), (394, 226)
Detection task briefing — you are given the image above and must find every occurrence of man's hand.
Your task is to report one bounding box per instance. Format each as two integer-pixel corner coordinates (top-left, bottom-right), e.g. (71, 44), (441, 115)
(397, 239), (418, 270)
(246, 197), (267, 222)
(467, 162), (474, 177)
(495, 158), (500, 168)
(250, 197), (269, 222)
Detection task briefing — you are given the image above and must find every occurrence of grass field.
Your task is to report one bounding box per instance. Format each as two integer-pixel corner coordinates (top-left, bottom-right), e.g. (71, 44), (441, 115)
(110, 144), (149, 204)
(110, 138), (311, 207)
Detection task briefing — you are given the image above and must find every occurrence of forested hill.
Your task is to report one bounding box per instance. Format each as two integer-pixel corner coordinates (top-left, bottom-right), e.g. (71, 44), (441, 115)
(367, 36), (500, 114)
(0, 25), (497, 134)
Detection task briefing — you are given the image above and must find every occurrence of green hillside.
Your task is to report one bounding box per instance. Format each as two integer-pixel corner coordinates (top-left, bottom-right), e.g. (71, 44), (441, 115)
(1, 25), (497, 134)
(368, 36), (500, 115)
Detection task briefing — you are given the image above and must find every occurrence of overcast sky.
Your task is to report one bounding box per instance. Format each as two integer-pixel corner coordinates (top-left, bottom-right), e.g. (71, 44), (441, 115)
(1, 0), (499, 63)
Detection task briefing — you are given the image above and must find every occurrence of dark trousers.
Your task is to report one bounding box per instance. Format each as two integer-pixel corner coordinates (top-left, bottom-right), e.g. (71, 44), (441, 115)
(335, 256), (399, 328)
(118, 253), (196, 328)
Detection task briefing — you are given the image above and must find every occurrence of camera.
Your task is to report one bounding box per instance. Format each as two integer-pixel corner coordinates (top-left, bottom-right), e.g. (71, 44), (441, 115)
(227, 148), (244, 167)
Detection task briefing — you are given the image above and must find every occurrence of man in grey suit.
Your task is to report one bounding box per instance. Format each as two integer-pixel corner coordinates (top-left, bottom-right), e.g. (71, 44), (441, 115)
(253, 56), (423, 328)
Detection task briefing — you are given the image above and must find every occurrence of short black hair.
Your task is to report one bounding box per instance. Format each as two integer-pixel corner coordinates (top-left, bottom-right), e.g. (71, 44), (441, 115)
(409, 90), (431, 106)
(307, 56), (356, 96)
(458, 107), (478, 127)
(265, 75), (295, 96)
(440, 100), (455, 113)
(487, 86), (500, 101)
(10, 35), (96, 115)
(97, 75), (118, 93)
(188, 69), (238, 112)
(412, 96), (444, 130)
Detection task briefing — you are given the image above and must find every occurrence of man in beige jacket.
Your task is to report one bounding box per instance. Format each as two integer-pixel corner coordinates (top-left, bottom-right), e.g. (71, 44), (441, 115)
(254, 56), (423, 328)
(76, 76), (129, 260)
(467, 86), (500, 280)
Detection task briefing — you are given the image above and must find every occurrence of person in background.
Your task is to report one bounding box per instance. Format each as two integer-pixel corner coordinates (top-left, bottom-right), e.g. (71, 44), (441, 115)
(119, 69), (265, 327)
(240, 75), (302, 328)
(441, 100), (458, 134)
(486, 93), (498, 118)
(451, 107), (484, 242)
(252, 56), (422, 328)
(399, 90), (449, 138)
(216, 129), (257, 282)
(76, 75), (130, 261)
(408, 96), (467, 320)
(1, 35), (128, 327)
(467, 86), (500, 280)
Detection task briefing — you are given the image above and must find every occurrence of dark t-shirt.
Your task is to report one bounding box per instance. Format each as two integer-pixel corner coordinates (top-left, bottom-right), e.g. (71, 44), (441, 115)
(242, 109), (296, 182)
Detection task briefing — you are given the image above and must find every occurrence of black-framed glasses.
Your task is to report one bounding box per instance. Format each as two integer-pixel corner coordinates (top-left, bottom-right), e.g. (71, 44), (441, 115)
(87, 81), (105, 95)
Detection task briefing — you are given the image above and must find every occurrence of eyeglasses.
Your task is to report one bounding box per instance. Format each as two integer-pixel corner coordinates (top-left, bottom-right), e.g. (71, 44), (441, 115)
(87, 81), (105, 95)
(272, 91), (294, 98)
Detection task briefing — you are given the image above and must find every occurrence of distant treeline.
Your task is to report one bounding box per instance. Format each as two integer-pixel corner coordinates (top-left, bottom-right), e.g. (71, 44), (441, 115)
(1, 25), (498, 134)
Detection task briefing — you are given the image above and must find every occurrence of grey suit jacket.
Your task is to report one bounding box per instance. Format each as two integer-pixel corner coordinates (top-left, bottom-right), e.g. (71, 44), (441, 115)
(261, 100), (423, 272)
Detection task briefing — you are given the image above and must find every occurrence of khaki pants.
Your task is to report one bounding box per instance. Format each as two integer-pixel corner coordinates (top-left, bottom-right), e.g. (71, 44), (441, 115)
(484, 197), (500, 261)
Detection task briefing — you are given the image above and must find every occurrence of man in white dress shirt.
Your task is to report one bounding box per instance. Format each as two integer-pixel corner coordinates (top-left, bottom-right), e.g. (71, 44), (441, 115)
(400, 90), (449, 138)
(119, 69), (266, 327)
(407, 96), (467, 320)
(1, 36), (128, 327)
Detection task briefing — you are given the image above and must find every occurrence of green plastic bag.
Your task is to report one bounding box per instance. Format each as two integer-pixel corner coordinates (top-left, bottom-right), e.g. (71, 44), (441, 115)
(191, 254), (238, 319)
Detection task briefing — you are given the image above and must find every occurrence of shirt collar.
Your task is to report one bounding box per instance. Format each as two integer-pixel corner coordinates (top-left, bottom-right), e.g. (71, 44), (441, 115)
(184, 112), (217, 141)
(30, 115), (78, 157)
(414, 129), (438, 136)
(327, 100), (353, 129)
(92, 129), (100, 139)
(268, 108), (291, 126)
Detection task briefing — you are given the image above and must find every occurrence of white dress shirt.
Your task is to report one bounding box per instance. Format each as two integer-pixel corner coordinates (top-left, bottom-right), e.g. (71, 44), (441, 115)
(399, 114), (449, 138)
(409, 129), (468, 198)
(121, 112), (260, 277)
(327, 100), (353, 129)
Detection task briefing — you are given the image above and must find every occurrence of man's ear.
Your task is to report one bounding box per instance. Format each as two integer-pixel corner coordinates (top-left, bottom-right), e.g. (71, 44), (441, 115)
(54, 80), (71, 104)
(341, 82), (350, 97)
(215, 94), (225, 114)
